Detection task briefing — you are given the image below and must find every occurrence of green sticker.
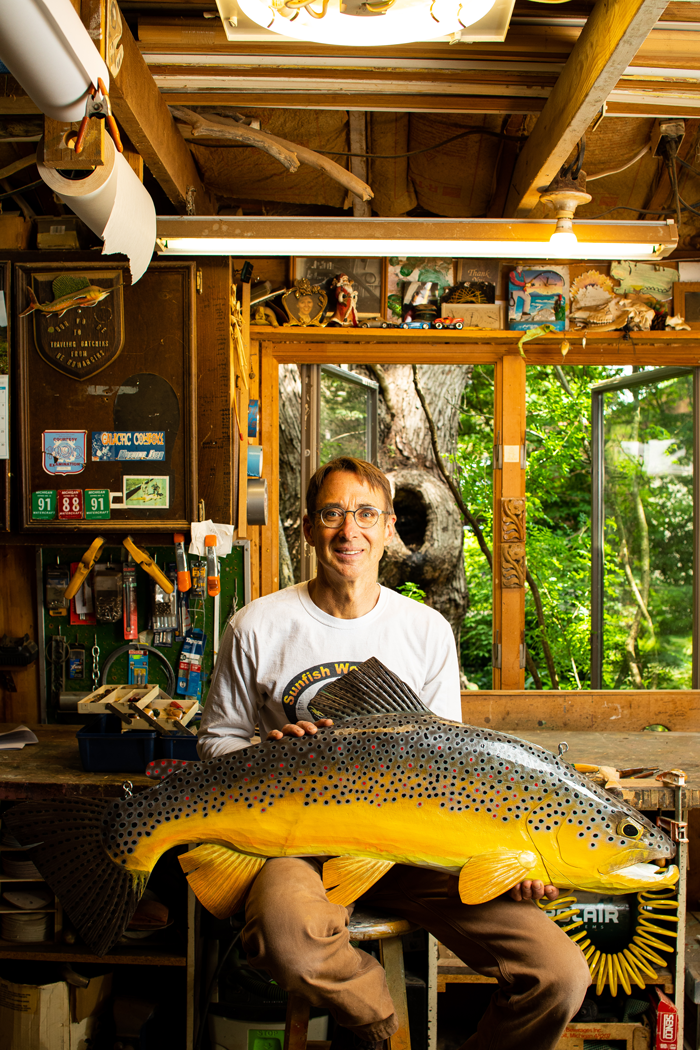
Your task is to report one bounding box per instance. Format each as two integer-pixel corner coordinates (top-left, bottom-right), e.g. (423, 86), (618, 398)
(85, 488), (110, 520)
(32, 489), (56, 520)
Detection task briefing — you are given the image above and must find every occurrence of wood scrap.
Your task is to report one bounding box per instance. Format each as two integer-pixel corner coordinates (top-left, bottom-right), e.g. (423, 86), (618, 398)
(170, 106), (300, 173)
(170, 105), (374, 203)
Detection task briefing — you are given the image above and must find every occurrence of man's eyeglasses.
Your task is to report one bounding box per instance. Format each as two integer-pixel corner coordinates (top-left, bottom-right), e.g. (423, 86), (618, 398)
(317, 506), (386, 529)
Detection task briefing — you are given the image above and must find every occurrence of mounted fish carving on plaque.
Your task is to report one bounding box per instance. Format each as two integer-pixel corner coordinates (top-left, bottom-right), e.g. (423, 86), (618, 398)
(22, 271), (124, 381)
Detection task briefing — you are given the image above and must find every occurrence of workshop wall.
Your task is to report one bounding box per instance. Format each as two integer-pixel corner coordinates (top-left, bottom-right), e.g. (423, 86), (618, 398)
(0, 252), (284, 723)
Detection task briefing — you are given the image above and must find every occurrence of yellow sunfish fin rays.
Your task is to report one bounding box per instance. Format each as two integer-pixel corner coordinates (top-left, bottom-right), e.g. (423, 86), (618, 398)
(179, 845), (266, 919)
(458, 850), (538, 905)
(323, 855), (396, 906)
(309, 656), (432, 721)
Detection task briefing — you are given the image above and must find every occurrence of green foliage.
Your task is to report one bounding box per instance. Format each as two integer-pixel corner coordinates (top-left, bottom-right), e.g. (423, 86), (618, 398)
(457, 363), (693, 691)
(397, 581), (427, 603)
(319, 371), (368, 464)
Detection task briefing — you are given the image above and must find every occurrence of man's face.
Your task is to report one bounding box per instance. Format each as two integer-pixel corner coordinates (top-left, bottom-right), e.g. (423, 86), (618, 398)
(303, 471), (396, 586)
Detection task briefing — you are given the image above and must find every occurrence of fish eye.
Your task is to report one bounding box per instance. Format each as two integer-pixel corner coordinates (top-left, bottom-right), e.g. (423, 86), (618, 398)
(618, 819), (643, 839)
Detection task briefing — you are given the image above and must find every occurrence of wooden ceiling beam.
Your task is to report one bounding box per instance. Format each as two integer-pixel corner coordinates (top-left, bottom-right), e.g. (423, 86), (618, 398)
(108, 16), (213, 213)
(504, 0), (671, 218)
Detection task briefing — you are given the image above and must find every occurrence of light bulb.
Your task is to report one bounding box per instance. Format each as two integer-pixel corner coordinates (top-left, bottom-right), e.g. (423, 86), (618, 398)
(549, 216), (578, 252)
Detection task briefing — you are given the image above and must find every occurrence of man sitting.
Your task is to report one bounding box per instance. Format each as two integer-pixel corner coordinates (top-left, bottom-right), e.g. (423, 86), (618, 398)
(199, 456), (590, 1050)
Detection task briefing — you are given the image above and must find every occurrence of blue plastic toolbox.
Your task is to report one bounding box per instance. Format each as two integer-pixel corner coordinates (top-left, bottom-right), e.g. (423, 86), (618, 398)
(158, 733), (199, 762)
(77, 715), (157, 772)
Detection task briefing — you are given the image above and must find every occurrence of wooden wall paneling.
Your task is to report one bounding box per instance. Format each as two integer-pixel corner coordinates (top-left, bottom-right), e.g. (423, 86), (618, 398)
(260, 339), (279, 596)
(196, 257), (233, 523)
(1, 261), (10, 532)
(493, 356), (526, 689)
(0, 546), (40, 723)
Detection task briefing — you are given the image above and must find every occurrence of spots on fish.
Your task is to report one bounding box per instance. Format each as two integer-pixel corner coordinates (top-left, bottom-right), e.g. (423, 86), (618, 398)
(100, 715), (674, 864)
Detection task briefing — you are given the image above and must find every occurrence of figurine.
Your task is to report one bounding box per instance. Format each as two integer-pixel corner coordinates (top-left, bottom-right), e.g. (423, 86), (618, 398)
(326, 273), (359, 328)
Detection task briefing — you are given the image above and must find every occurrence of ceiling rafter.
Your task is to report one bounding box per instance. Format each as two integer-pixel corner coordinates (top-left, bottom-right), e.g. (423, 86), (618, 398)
(504, 0), (671, 218)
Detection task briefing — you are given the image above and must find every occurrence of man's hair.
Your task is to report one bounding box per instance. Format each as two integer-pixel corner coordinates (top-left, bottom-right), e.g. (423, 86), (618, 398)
(306, 457), (394, 518)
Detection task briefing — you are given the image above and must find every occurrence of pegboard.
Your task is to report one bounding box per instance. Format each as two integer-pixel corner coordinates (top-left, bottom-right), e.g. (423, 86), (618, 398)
(38, 540), (249, 722)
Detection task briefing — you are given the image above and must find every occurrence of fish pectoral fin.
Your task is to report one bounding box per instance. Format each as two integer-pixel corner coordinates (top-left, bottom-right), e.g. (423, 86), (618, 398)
(178, 845), (266, 919)
(458, 850), (538, 905)
(323, 856), (395, 907)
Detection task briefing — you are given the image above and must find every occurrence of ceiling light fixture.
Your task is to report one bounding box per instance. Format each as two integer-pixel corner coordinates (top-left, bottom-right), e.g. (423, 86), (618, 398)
(232, 0), (498, 46)
(155, 217), (677, 261)
(539, 171), (592, 252)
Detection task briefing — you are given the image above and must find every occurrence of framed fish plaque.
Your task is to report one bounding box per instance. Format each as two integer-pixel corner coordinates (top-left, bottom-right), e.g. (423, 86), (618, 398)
(16, 261), (197, 532)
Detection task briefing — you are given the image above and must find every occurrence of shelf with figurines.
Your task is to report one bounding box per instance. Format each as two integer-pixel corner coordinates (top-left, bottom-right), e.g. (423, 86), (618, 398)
(250, 260), (697, 357)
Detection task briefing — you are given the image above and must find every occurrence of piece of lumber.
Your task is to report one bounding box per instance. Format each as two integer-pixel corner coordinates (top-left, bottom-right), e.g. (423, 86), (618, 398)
(348, 112), (371, 216)
(504, 0), (671, 217)
(109, 18), (212, 213)
(42, 115), (104, 169)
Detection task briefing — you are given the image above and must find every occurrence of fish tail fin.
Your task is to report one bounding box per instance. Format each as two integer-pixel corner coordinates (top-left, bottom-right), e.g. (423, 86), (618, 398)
(18, 287), (39, 317)
(4, 799), (148, 956)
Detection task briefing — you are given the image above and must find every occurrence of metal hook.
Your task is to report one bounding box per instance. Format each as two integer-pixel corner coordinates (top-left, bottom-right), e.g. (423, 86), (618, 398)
(122, 780), (133, 799)
(558, 741), (569, 757)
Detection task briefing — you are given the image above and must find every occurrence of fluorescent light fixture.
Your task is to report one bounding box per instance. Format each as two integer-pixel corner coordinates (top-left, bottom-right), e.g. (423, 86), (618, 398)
(156, 217), (678, 261)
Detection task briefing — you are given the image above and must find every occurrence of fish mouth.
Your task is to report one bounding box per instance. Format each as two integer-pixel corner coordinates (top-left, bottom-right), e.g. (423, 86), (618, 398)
(598, 861), (679, 891)
(599, 847), (674, 875)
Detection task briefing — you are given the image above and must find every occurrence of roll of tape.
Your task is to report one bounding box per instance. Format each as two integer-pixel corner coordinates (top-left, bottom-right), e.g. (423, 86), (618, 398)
(247, 445), (263, 478)
(247, 477), (268, 525)
(248, 399), (259, 438)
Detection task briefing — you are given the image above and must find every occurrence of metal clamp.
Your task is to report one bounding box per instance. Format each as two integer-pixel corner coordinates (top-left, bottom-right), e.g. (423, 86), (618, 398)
(75, 77), (123, 154)
(658, 815), (689, 843)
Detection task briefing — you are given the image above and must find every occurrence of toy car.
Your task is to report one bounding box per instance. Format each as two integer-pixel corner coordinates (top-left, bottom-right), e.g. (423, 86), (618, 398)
(400, 320), (431, 330)
(432, 318), (464, 330)
(359, 318), (402, 329)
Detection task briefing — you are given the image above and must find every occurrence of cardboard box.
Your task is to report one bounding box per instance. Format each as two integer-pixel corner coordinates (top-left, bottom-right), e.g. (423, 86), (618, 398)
(0, 973), (111, 1050)
(0, 215), (31, 250)
(649, 986), (679, 1050)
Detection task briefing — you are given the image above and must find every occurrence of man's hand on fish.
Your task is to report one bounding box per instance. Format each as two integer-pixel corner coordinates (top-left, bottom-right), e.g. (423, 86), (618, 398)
(267, 718), (334, 740)
(509, 880), (559, 903)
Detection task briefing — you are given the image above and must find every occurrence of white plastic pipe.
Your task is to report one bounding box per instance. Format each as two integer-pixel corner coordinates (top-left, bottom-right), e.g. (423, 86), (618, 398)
(0, 0), (110, 122)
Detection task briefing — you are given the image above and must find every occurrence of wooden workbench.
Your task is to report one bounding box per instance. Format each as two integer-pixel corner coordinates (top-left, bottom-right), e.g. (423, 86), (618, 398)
(0, 723), (698, 807)
(0, 723), (150, 799)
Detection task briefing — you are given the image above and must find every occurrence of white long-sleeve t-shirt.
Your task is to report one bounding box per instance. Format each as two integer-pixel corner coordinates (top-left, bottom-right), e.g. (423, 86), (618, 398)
(198, 582), (461, 760)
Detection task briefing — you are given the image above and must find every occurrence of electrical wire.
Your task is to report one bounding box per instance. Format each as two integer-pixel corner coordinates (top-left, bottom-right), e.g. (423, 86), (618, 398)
(676, 154), (700, 180)
(679, 193), (700, 218)
(538, 887), (679, 997)
(314, 126), (524, 159)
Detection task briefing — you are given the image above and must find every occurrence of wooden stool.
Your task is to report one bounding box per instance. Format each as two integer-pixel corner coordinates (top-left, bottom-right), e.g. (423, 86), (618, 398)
(283, 908), (418, 1050)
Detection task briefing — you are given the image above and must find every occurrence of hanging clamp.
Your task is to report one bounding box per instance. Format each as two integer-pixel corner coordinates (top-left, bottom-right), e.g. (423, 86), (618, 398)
(75, 77), (123, 155)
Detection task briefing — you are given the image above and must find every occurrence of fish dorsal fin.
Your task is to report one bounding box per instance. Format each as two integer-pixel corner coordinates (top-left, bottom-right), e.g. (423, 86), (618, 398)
(52, 274), (91, 300)
(179, 845), (265, 919)
(323, 856), (395, 906)
(309, 657), (431, 721)
(457, 850), (538, 906)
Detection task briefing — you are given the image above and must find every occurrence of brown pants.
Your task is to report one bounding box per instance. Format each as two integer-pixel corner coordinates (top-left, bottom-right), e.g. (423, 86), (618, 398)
(242, 858), (590, 1050)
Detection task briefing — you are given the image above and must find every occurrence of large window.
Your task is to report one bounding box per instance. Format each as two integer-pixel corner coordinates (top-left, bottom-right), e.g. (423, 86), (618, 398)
(591, 367), (699, 689)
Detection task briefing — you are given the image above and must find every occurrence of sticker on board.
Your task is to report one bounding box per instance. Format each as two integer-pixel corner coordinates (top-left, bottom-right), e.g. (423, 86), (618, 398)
(123, 475), (169, 508)
(92, 431), (166, 461)
(85, 488), (110, 520)
(42, 431), (86, 476)
(32, 489), (56, 520)
(58, 488), (84, 520)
